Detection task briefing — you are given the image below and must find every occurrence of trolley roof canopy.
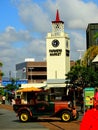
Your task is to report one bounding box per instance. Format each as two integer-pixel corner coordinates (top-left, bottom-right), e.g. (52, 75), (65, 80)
(16, 87), (42, 93)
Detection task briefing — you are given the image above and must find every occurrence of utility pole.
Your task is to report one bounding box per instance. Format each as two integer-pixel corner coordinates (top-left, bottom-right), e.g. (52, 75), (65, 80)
(77, 50), (84, 65)
(9, 70), (11, 80)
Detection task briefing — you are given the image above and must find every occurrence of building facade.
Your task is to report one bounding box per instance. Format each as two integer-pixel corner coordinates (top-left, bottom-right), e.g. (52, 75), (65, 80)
(46, 10), (70, 88)
(16, 59), (47, 83)
(86, 23), (98, 49)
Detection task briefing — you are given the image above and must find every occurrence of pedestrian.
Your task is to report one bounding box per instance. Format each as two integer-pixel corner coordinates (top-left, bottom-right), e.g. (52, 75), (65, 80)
(2, 95), (6, 104)
(80, 91), (98, 130)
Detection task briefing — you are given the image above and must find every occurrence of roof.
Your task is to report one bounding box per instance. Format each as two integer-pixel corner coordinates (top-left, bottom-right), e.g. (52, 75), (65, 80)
(56, 9), (60, 21)
(92, 55), (98, 63)
(52, 9), (64, 24)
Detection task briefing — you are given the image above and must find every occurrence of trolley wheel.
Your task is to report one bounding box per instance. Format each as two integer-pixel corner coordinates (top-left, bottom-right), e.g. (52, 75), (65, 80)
(61, 111), (72, 122)
(19, 111), (30, 122)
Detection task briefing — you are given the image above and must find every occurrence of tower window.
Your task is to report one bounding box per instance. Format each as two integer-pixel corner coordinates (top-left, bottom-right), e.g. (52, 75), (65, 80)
(66, 40), (68, 48)
(56, 24), (59, 29)
(66, 50), (70, 56)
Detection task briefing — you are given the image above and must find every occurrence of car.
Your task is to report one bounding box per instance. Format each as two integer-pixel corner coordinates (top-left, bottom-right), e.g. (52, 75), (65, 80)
(13, 91), (79, 122)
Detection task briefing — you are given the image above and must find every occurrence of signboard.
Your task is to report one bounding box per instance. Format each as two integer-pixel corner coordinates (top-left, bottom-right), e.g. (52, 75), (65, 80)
(49, 49), (62, 56)
(16, 80), (28, 85)
(2, 80), (28, 86)
(2, 81), (12, 86)
(84, 88), (95, 106)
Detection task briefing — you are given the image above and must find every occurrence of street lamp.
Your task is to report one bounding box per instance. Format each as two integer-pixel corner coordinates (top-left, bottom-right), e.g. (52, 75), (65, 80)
(77, 50), (84, 65)
(29, 67), (34, 83)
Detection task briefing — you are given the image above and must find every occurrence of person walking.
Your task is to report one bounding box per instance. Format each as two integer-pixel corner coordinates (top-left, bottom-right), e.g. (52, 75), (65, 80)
(2, 95), (6, 104)
(11, 98), (15, 105)
(80, 91), (98, 130)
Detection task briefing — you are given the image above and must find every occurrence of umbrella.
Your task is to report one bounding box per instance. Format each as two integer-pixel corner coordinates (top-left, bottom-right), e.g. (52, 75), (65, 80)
(16, 87), (42, 93)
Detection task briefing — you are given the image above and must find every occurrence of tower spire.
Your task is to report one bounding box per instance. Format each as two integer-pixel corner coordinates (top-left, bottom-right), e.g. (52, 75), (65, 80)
(56, 9), (60, 21)
(52, 9), (64, 23)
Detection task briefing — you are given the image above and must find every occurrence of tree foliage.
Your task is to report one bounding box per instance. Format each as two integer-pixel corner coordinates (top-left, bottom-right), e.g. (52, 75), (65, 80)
(0, 61), (4, 78)
(6, 78), (17, 92)
(82, 46), (98, 66)
(0, 88), (5, 95)
(0, 62), (2, 67)
(66, 65), (98, 88)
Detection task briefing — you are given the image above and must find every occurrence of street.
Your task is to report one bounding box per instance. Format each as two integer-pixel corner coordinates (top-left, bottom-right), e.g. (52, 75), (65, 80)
(0, 108), (48, 130)
(0, 104), (83, 130)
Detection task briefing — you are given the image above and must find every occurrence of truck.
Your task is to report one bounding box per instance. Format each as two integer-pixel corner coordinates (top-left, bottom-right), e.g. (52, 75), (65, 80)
(13, 89), (79, 122)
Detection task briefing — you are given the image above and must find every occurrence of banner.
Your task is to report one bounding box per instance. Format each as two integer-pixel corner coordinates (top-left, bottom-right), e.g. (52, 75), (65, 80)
(84, 88), (95, 106)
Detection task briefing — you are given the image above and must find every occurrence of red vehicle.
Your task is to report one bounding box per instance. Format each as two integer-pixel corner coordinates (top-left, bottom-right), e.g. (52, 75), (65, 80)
(13, 91), (79, 122)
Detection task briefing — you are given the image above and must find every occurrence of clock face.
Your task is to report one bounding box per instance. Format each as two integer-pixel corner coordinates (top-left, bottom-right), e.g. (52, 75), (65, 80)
(52, 39), (59, 47)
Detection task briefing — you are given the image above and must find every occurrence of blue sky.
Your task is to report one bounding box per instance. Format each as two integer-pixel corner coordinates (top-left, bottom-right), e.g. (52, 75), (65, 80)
(0, 1), (25, 31)
(0, 0), (98, 77)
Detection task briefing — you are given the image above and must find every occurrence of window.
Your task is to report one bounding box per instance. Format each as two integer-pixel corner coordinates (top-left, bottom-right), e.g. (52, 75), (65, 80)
(66, 40), (68, 48)
(66, 50), (70, 56)
(28, 67), (34, 72)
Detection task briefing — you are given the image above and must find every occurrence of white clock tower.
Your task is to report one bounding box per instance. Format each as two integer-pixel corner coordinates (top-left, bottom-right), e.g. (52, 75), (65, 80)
(46, 10), (70, 88)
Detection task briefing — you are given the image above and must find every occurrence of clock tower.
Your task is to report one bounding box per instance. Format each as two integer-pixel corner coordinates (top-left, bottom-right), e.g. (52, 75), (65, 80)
(46, 10), (70, 88)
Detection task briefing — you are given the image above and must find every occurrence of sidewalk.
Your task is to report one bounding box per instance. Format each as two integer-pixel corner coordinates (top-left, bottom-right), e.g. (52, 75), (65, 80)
(0, 104), (13, 111)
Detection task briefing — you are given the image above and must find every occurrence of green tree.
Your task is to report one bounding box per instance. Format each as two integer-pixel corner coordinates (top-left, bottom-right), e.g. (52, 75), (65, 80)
(6, 78), (17, 92)
(0, 62), (4, 78)
(66, 65), (98, 88)
(0, 88), (5, 95)
(82, 46), (98, 66)
(0, 62), (3, 67)
(93, 32), (98, 43)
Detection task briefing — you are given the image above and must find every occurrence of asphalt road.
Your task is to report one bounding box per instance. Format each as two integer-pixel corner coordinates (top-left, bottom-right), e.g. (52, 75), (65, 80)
(0, 104), (83, 130)
(0, 108), (48, 130)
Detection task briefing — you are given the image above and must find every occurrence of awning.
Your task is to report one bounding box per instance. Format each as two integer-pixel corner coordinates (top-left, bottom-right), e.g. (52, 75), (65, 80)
(0, 85), (5, 88)
(16, 87), (42, 93)
(92, 55), (98, 63)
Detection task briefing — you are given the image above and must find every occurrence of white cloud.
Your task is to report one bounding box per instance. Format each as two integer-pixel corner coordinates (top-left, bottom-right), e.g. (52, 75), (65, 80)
(1, 0), (98, 77)
(0, 25), (46, 76)
(0, 26), (32, 44)
(70, 31), (86, 60)
(27, 39), (46, 59)
(16, 0), (50, 33)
